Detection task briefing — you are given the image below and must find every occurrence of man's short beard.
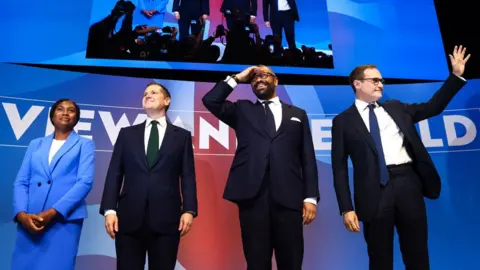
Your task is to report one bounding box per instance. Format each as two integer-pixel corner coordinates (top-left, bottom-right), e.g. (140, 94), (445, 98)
(254, 85), (275, 100)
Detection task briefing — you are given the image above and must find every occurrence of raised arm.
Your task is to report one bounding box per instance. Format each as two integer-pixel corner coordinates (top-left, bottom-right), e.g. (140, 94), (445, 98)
(404, 45), (470, 123)
(202, 66), (256, 127)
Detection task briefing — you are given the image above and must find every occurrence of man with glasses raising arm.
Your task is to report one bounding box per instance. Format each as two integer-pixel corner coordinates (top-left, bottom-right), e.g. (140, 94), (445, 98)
(202, 65), (319, 270)
(331, 45), (471, 270)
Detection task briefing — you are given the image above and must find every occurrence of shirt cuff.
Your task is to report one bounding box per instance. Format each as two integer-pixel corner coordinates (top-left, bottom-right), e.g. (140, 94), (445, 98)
(104, 210), (117, 216)
(224, 76), (238, 89)
(453, 73), (466, 81)
(303, 198), (317, 206)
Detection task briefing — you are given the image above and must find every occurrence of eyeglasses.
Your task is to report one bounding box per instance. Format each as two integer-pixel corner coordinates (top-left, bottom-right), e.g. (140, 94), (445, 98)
(252, 72), (276, 81)
(360, 78), (385, 85)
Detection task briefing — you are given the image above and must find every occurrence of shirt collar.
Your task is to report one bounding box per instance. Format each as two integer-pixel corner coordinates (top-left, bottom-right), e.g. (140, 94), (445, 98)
(355, 99), (379, 111)
(258, 96), (281, 106)
(146, 116), (167, 127)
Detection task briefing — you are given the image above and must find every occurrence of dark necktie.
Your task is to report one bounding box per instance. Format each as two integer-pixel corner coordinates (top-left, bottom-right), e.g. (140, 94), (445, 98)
(368, 104), (389, 186)
(263, 101), (276, 137)
(147, 120), (159, 168)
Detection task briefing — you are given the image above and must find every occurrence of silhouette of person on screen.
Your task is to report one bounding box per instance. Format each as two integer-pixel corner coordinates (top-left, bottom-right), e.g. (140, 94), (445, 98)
(331, 45), (470, 270)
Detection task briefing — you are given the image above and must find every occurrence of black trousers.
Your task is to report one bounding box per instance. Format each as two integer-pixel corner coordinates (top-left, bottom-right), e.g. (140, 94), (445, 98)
(363, 164), (429, 270)
(225, 13), (250, 30)
(115, 203), (180, 270)
(237, 170), (304, 270)
(271, 10), (296, 49)
(178, 14), (202, 41)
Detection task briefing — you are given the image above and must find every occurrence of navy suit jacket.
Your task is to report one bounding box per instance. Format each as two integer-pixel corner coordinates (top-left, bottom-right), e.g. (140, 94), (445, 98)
(331, 74), (466, 222)
(202, 81), (319, 211)
(13, 132), (95, 220)
(100, 121), (197, 233)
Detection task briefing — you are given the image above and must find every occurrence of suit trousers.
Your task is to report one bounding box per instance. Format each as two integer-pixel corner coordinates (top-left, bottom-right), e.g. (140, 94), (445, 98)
(271, 10), (296, 50)
(178, 14), (203, 41)
(115, 202), (180, 270)
(363, 163), (429, 270)
(237, 168), (304, 270)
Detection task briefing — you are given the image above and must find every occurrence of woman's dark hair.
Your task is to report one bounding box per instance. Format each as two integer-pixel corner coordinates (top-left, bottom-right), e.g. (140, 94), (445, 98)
(49, 98), (81, 127)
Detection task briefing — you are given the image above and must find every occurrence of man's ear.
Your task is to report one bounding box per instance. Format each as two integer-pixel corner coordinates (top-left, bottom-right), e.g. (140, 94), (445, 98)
(353, 80), (361, 90)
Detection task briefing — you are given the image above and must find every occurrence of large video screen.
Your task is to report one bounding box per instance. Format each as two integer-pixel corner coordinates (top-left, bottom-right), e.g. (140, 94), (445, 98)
(0, 0), (449, 79)
(87, 0), (334, 69)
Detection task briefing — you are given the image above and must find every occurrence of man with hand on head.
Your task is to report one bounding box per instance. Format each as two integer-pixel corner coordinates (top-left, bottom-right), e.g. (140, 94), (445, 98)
(202, 65), (319, 270)
(100, 82), (197, 270)
(331, 45), (470, 270)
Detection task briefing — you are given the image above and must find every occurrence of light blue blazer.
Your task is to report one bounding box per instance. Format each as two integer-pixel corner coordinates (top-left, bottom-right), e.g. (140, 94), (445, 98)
(13, 131), (95, 221)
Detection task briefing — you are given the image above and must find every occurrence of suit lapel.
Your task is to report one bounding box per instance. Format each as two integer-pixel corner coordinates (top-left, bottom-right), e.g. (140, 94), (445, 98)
(49, 131), (80, 174)
(134, 122), (149, 169)
(273, 101), (291, 140)
(40, 135), (53, 178)
(248, 101), (270, 138)
(151, 122), (177, 168)
(347, 105), (377, 154)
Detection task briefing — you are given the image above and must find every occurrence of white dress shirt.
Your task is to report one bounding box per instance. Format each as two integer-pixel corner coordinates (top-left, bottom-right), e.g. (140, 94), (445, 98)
(225, 76), (317, 206)
(48, 139), (66, 165)
(354, 99), (412, 165)
(144, 116), (167, 155)
(104, 116), (167, 216)
(278, 0), (291, 11)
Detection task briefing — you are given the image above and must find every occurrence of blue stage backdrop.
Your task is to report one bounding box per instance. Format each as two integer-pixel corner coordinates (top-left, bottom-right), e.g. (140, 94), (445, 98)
(0, 62), (479, 269)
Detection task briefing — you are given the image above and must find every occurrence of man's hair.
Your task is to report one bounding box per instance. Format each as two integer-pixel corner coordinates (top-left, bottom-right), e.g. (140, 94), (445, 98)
(49, 98), (81, 127)
(348, 64), (377, 93)
(145, 82), (171, 112)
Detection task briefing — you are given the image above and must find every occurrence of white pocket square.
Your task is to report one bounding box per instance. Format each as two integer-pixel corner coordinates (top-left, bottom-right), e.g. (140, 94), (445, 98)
(290, 117), (301, 122)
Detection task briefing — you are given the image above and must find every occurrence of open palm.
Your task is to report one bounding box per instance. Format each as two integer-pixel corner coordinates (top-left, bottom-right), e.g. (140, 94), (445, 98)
(449, 45), (471, 77)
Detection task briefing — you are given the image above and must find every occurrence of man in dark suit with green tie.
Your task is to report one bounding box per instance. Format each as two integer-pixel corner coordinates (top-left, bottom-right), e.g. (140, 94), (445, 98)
(100, 82), (198, 270)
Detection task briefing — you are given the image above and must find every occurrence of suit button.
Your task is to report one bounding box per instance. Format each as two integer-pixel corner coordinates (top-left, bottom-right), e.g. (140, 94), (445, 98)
(265, 155), (268, 159)
(37, 182), (41, 187)
(47, 180), (51, 184)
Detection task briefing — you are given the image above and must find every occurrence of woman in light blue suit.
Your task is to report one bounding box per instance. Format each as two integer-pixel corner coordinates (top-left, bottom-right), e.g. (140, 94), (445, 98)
(134, 0), (169, 28)
(11, 98), (95, 270)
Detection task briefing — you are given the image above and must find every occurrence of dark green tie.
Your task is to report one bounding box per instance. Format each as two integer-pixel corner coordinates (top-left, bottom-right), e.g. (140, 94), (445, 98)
(147, 120), (159, 168)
